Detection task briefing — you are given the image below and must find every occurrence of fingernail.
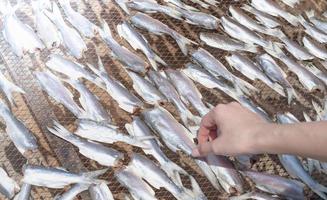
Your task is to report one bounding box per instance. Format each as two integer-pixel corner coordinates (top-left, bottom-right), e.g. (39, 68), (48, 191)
(192, 148), (200, 157)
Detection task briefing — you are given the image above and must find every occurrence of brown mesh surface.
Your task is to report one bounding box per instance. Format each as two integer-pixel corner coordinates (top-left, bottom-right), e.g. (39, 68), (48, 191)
(0, 0), (327, 199)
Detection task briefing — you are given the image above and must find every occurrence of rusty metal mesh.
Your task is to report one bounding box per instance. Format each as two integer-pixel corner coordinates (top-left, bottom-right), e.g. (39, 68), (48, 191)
(0, 0), (327, 199)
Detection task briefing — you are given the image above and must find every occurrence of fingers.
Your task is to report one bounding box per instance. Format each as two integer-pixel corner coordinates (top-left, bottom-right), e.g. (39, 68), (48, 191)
(198, 108), (218, 144)
(192, 141), (213, 157)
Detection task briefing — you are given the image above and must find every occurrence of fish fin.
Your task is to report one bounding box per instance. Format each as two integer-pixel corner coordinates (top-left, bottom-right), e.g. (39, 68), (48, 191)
(171, 32), (197, 55)
(305, 9), (315, 19)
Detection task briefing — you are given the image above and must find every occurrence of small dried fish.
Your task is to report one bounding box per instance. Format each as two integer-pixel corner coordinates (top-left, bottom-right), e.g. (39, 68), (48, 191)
(0, 100), (38, 155)
(0, 68), (25, 106)
(241, 170), (304, 199)
(55, 184), (89, 200)
(44, 2), (87, 58)
(306, 10), (327, 34)
(75, 119), (149, 148)
(281, 0), (301, 8)
(303, 36), (327, 60)
(251, 0), (299, 26)
(98, 19), (147, 73)
(280, 36), (314, 61)
(199, 32), (258, 53)
(131, 12), (196, 55)
(117, 20), (167, 70)
(48, 121), (123, 167)
(241, 5), (280, 29)
(299, 17), (327, 44)
(58, 0), (98, 38)
(0, 167), (19, 199)
(31, 0), (61, 48)
(304, 63), (327, 86)
(148, 70), (199, 126)
(89, 182), (114, 200)
(115, 168), (157, 200)
(163, 0), (198, 11)
(35, 70), (84, 118)
(127, 0), (182, 20)
(14, 183), (32, 200)
(23, 165), (107, 189)
(230, 191), (278, 200)
(127, 71), (165, 104)
(165, 69), (209, 116)
(1, 1), (44, 57)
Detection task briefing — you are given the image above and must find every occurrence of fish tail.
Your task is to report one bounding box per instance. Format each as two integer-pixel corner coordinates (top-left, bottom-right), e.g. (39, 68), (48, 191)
(285, 87), (299, 105)
(188, 175), (207, 200)
(235, 77), (258, 95)
(263, 41), (285, 59)
(47, 121), (79, 144)
(48, 2), (65, 25)
(235, 155), (252, 168)
(161, 161), (188, 186)
(164, 8), (183, 20)
(148, 53), (167, 70)
(307, 159), (322, 174)
(310, 183), (327, 200)
(312, 100), (324, 120)
(229, 192), (257, 200)
(115, 0), (130, 14)
(243, 44), (259, 53)
(203, 0), (218, 6)
(305, 9), (315, 19)
(303, 111), (312, 122)
(82, 168), (108, 178)
(2, 81), (25, 106)
(99, 18), (113, 39)
(171, 32), (196, 55)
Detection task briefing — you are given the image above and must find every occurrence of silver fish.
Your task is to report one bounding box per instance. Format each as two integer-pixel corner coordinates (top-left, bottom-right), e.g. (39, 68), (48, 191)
(0, 167), (19, 199)
(229, 6), (283, 37)
(31, 0), (61, 48)
(306, 10), (327, 34)
(14, 183), (32, 200)
(0, 68), (25, 106)
(257, 54), (298, 104)
(115, 168), (157, 200)
(58, 0), (98, 38)
(237, 96), (270, 121)
(281, 0), (301, 8)
(127, 0), (182, 20)
(35, 70), (84, 117)
(55, 184), (89, 200)
(192, 48), (256, 95)
(173, 7), (219, 30)
(130, 12), (196, 55)
(127, 71), (165, 104)
(251, 0), (299, 26)
(182, 62), (241, 101)
(89, 182), (114, 200)
(299, 17), (327, 44)
(163, 0), (198, 11)
(98, 20), (147, 73)
(278, 55), (324, 91)
(226, 53), (285, 97)
(44, 2), (87, 58)
(280, 36), (314, 60)
(88, 61), (144, 113)
(303, 36), (327, 60)
(142, 106), (222, 191)
(0, 100), (38, 155)
(230, 191), (278, 200)
(75, 119), (149, 148)
(304, 63), (327, 86)
(117, 20), (167, 70)
(46, 54), (104, 88)
(148, 70), (199, 126)
(199, 32), (258, 53)
(241, 170), (304, 199)
(23, 165), (106, 189)
(1, 1), (44, 57)
(241, 5), (280, 29)
(307, 158), (323, 175)
(65, 80), (111, 123)
(128, 153), (197, 200)
(48, 121), (123, 167)
(277, 113), (327, 199)
(112, 0), (130, 14)
(165, 69), (209, 116)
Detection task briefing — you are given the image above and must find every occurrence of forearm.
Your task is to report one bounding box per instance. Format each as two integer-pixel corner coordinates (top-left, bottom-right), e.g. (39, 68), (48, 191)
(255, 121), (327, 161)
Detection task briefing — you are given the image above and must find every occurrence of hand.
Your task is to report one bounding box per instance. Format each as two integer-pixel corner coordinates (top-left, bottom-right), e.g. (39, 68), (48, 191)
(192, 102), (269, 157)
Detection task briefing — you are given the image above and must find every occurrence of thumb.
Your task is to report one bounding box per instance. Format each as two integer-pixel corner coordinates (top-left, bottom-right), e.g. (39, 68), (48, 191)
(192, 141), (213, 157)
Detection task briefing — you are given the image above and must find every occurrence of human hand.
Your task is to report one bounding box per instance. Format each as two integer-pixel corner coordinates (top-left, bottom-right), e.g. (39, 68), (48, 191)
(192, 102), (270, 157)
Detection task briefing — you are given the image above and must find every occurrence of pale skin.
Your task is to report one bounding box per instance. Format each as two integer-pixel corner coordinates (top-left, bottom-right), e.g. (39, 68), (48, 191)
(192, 102), (327, 161)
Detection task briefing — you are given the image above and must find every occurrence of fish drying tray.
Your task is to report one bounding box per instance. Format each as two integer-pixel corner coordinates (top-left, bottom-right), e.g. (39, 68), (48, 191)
(0, 0), (327, 199)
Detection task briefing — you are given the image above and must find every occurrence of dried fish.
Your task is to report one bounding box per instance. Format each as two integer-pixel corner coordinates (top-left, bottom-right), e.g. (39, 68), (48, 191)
(199, 32), (258, 53)
(148, 70), (200, 126)
(281, 0), (301, 8)
(257, 54), (298, 104)
(306, 10), (327, 34)
(1, 1), (44, 57)
(89, 182), (114, 200)
(115, 168), (157, 200)
(131, 12), (196, 55)
(303, 36), (327, 60)
(230, 191), (278, 200)
(98, 19), (147, 73)
(241, 170), (304, 199)
(280, 36), (314, 61)
(58, 0), (98, 38)
(127, 71), (165, 104)
(163, 0), (198, 11)
(14, 183), (32, 200)
(0, 68), (25, 106)
(31, 0), (61, 48)
(241, 5), (280, 29)
(0, 167), (19, 199)
(127, 0), (182, 20)
(75, 119), (149, 148)
(35, 70), (84, 118)
(0, 100), (38, 155)
(117, 21), (167, 70)
(44, 2), (87, 58)
(48, 121), (123, 167)
(55, 184), (89, 200)
(23, 165), (107, 189)
(299, 17), (327, 44)
(165, 69), (209, 116)
(304, 63), (327, 86)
